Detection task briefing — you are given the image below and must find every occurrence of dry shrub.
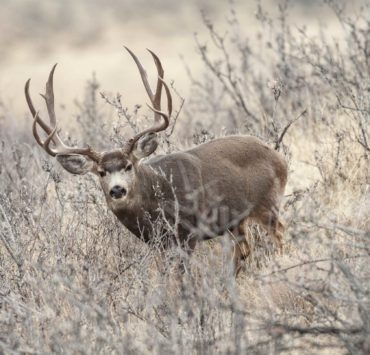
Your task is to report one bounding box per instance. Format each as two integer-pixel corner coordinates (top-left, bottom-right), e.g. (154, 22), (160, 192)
(1, 1), (369, 354)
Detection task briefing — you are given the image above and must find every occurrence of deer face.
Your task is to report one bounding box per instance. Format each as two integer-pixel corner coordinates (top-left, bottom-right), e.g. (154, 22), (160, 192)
(56, 133), (159, 204)
(98, 151), (135, 201)
(25, 47), (171, 208)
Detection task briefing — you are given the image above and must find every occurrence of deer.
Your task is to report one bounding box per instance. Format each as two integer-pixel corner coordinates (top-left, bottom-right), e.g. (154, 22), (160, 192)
(25, 47), (288, 276)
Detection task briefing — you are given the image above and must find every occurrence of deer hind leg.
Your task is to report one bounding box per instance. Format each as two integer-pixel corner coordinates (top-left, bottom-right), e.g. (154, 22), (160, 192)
(177, 236), (197, 275)
(228, 222), (252, 277)
(254, 206), (285, 253)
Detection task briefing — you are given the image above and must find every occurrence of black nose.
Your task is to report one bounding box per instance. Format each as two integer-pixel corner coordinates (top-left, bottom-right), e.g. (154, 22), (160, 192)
(109, 185), (127, 199)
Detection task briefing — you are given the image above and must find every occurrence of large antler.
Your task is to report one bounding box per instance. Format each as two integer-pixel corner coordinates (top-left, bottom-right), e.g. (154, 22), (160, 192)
(123, 47), (172, 155)
(25, 64), (101, 162)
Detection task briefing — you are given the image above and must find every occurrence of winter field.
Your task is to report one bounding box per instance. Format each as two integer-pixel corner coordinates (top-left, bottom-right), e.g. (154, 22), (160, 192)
(0, 1), (369, 353)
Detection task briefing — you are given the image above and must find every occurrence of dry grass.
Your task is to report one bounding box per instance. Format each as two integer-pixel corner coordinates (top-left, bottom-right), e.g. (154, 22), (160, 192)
(1, 1), (369, 354)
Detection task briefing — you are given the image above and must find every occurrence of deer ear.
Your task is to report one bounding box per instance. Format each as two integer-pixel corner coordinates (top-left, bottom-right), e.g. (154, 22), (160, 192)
(131, 133), (159, 161)
(56, 154), (96, 175)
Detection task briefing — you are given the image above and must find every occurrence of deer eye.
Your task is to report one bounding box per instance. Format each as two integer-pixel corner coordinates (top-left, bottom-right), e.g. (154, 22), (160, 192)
(98, 170), (106, 177)
(125, 164), (133, 172)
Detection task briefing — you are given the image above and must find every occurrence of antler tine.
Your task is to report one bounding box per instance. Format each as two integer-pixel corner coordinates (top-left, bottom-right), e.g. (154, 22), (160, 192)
(40, 63), (58, 128)
(124, 46), (155, 101)
(124, 76), (172, 155)
(146, 78), (172, 130)
(147, 49), (164, 122)
(32, 112), (50, 150)
(42, 125), (59, 156)
(26, 65), (63, 148)
(160, 77), (172, 118)
(25, 79), (54, 136)
(124, 46), (165, 122)
(25, 66), (102, 162)
(32, 112), (61, 157)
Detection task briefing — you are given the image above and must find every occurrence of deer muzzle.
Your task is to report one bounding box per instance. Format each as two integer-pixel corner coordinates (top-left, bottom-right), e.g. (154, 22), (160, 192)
(110, 185), (127, 199)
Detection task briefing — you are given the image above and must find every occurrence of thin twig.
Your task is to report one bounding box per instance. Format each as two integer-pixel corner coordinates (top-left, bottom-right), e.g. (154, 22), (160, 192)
(260, 254), (369, 278)
(274, 109), (307, 150)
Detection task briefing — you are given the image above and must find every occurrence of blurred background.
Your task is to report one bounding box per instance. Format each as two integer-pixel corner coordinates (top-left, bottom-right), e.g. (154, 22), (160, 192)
(0, 0), (364, 118)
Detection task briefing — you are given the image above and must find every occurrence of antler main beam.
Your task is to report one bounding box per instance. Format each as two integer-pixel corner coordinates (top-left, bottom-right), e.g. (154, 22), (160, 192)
(122, 48), (172, 155)
(25, 65), (101, 162)
(25, 48), (172, 160)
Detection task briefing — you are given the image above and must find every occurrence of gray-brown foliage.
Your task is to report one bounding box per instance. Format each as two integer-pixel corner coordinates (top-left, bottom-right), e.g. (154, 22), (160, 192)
(0, 1), (369, 354)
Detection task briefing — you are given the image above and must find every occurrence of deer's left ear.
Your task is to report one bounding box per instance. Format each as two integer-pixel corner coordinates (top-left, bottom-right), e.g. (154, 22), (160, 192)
(56, 154), (96, 175)
(131, 133), (159, 162)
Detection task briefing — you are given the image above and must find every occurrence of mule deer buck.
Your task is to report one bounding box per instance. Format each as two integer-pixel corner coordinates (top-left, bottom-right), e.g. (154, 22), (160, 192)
(25, 47), (287, 275)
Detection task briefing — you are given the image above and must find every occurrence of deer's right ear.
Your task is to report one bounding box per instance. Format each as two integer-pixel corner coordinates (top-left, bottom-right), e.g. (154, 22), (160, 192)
(131, 133), (159, 162)
(56, 155), (96, 175)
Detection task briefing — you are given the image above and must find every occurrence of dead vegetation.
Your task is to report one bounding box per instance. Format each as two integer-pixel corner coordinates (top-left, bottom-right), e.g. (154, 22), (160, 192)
(0, 1), (369, 354)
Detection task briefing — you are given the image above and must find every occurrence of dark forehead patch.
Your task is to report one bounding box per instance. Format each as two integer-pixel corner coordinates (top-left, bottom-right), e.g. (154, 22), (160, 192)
(100, 150), (127, 172)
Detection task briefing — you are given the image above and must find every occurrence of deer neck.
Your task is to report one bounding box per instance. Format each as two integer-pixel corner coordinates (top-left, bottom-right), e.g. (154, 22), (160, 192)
(108, 164), (170, 239)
